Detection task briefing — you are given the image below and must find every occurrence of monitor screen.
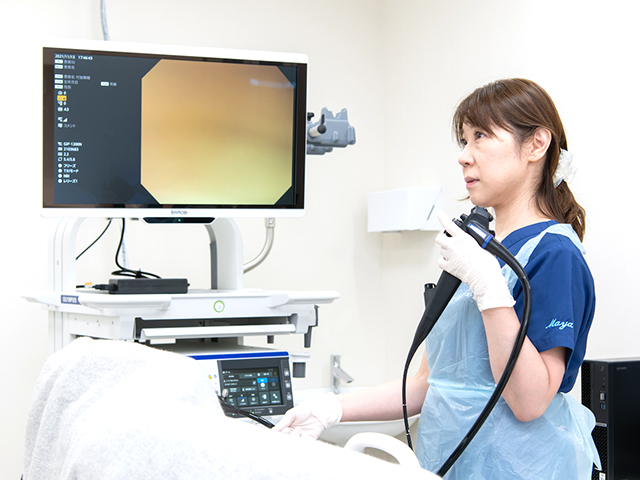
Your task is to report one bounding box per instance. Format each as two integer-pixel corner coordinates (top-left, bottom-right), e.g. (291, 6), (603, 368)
(42, 40), (308, 219)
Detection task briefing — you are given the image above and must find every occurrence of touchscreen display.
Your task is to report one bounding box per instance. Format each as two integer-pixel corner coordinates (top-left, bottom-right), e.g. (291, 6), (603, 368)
(221, 366), (282, 408)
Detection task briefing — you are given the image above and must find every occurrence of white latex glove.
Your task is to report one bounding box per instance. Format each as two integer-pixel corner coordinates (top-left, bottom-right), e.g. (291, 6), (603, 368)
(435, 210), (515, 312)
(271, 392), (342, 440)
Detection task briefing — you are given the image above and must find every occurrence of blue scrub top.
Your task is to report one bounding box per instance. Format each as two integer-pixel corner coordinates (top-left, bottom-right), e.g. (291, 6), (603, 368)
(499, 221), (595, 393)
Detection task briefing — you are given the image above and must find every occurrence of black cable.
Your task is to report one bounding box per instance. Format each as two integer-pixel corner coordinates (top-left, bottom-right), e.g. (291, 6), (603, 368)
(400, 207), (532, 477)
(111, 219), (161, 279)
(402, 276), (458, 449)
(76, 219), (113, 260)
(436, 242), (531, 477)
(217, 395), (275, 429)
(402, 208), (493, 450)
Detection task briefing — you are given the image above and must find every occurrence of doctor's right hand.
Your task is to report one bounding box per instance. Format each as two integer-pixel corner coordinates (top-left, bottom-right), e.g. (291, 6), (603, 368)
(272, 392), (343, 440)
(436, 210), (514, 312)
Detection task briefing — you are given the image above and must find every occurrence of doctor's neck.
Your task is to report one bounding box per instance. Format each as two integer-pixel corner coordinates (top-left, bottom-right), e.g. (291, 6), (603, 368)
(492, 202), (551, 240)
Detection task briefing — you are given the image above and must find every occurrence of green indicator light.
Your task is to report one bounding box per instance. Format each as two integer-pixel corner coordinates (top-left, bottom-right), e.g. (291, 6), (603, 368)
(213, 301), (225, 313)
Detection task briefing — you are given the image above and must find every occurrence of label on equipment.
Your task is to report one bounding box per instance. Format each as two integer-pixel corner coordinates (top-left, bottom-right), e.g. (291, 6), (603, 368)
(61, 295), (80, 305)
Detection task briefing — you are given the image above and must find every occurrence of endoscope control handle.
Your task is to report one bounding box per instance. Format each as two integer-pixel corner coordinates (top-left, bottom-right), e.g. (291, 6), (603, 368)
(423, 283), (436, 308)
(403, 207), (496, 451)
(422, 272), (460, 320)
(410, 207), (495, 352)
(453, 208), (494, 239)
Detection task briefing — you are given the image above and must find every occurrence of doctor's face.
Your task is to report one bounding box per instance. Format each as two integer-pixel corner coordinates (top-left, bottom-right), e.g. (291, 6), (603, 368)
(457, 123), (532, 211)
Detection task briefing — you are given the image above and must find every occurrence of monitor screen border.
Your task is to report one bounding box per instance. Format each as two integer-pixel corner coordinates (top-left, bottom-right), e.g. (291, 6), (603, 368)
(42, 39), (308, 219)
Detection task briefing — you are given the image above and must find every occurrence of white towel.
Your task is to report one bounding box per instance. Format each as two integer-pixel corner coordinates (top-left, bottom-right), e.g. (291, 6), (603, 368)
(24, 337), (438, 479)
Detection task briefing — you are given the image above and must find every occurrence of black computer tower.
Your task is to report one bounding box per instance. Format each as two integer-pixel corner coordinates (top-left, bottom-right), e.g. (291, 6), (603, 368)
(582, 358), (640, 480)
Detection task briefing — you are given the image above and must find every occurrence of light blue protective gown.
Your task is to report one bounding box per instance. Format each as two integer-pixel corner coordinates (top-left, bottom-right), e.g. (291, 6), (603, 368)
(415, 224), (601, 479)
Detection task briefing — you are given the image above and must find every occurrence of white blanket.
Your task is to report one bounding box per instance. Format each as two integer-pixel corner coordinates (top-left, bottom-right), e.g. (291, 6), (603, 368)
(24, 338), (437, 479)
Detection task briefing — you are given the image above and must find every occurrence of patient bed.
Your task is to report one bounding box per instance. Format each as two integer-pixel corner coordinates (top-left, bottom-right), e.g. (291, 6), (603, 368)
(24, 338), (439, 479)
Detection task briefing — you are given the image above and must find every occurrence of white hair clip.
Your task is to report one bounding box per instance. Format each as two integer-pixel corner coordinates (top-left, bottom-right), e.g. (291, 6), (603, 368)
(553, 149), (577, 188)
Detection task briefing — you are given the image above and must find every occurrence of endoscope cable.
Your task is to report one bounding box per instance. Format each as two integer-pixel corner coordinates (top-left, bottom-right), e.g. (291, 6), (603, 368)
(402, 208), (494, 451)
(400, 208), (532, 477)
(217, 392), (275, 429)
(435, 241), (531, 477)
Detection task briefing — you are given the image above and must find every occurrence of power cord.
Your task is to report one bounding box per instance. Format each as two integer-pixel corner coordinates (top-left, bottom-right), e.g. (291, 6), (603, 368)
(75, 219), (163, 290)
(76, 219), (113, 260)
(111, 219), (161, 279)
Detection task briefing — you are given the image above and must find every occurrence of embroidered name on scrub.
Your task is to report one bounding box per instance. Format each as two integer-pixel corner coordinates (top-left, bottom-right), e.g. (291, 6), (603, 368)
(546, 319), (574, 330)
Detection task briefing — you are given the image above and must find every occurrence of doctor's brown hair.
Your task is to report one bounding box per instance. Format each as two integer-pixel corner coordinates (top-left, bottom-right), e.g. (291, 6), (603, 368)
(452, 78), (586, 241)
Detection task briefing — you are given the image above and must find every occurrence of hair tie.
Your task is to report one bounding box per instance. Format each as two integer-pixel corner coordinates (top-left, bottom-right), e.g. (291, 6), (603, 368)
(553, 149), (577, 188)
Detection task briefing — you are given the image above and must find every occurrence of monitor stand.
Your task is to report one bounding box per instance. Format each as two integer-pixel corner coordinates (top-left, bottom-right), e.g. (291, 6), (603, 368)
(51, 217), (244, 293)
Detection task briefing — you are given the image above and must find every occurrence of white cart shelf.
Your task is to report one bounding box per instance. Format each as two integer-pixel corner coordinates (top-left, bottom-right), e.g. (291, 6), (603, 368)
(25, 217), (339, 353)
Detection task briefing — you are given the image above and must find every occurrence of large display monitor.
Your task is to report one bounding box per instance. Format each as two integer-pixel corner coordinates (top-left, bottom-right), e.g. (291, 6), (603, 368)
(42, 40), (308, 220)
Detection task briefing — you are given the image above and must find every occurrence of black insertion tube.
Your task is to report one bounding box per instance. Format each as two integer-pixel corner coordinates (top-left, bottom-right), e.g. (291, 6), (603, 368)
(400, 207), (532, 477)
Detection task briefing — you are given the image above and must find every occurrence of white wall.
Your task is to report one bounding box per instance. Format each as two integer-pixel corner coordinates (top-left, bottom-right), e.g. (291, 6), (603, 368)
(2, 0), (639, 478)
(376, 0), (640, 381)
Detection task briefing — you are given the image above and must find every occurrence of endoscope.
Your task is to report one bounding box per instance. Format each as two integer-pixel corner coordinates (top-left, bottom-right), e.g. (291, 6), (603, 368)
(215, 205), (533, 478)
(401, 206), (532, 477)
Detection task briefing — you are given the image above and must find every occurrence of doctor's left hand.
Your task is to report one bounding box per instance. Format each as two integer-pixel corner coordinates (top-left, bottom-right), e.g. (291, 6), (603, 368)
(435, 210), (515, 312)
(272, 392), (342, 440)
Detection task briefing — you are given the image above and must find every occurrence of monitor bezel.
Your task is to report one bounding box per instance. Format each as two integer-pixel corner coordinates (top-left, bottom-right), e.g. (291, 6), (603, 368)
(42, 39), (308, 219)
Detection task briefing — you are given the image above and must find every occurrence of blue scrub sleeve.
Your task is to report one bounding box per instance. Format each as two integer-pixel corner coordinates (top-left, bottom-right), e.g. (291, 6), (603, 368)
(511, 234), (595, 392)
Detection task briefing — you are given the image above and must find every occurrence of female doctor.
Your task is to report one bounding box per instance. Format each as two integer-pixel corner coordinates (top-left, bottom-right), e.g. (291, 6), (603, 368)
(273, 78), (600, 479)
